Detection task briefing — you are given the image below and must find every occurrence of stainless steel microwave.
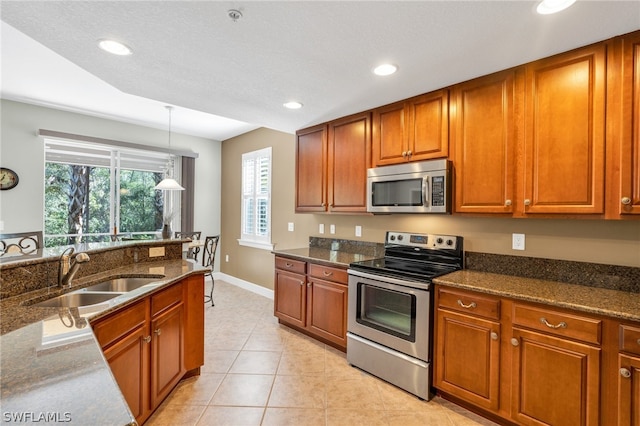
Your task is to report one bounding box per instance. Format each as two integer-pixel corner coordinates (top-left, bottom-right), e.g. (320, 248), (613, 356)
(367, 159), (451, 214)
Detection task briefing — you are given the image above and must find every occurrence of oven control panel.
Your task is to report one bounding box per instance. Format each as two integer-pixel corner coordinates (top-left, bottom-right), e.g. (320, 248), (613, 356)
(386, 232), (458, 250)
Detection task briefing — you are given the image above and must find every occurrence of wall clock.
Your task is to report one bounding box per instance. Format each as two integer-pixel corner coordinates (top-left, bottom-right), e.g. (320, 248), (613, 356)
(0, 168), (19, 190)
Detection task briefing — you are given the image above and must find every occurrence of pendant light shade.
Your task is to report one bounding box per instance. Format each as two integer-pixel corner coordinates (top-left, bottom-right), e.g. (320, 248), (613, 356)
(155, 106), (185, 191)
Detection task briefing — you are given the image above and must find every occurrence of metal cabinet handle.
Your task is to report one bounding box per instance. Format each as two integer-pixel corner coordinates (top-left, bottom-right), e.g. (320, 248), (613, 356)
(285, 262), (293, 268)
(299, 280), (304, 286)
(402, 151), (407, 158)
(622, 197), (632, 205)
(491, 332), (499, 341)
(457, 299), (477, 309)
(540, 317), (567, 329)
(154, 328), (161, 336)
(143, 336), (151, 344)
(620, 368), (632, 378)
(323, 271), (333, 277)
(505, 199), (512, 206)
(524, 199), (531, 206)
(510, 338), (519, 347)
(307, 283), (312, 287)
(407, 150), (412, 157)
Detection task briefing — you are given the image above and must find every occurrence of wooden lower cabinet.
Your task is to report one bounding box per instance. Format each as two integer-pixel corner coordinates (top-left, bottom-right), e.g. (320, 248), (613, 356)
(274, 256), (348, 351)
(433, 285), (640, 426)
(511, 327), (601, 426)
(92, 275), (204, 425)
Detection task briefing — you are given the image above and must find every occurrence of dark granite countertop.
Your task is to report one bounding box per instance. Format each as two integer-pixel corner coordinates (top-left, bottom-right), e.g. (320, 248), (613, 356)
(0, 258), (207, 425)
(434, 270), (640, 322)
(273, 246), (379, 268)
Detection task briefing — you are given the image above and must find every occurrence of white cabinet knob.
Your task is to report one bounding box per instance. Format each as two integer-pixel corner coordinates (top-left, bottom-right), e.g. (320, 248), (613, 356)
(620, 368), (631, 378)
(505, 199), (512, 206)
(524, 199), (531, 206)
(510, 338), (519, 347)
(622, 197), (631, 205)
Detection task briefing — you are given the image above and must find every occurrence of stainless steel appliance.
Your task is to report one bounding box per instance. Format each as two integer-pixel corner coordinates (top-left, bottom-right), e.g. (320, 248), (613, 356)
(347, 231), (463, 400)
(366, 159), (451, 214)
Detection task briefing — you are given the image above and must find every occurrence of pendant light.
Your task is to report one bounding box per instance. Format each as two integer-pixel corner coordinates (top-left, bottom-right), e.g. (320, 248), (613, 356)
(154, 106), (185, 191)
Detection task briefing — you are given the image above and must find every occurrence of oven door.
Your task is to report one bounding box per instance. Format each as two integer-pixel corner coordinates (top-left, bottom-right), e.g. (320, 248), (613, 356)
(347, 269), (431, 361)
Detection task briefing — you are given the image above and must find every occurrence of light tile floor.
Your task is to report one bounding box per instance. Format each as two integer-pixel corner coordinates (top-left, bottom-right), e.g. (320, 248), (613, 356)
(146, 279), (499, 426)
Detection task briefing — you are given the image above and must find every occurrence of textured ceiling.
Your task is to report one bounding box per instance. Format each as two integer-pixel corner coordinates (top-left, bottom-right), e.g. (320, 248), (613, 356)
(1, 1), (639, 141)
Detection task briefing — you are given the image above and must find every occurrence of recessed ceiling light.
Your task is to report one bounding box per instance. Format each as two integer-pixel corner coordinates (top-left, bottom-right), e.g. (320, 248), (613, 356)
(283, 101), (303, 110)
(98, 39), (133, 56)
(536, 0), (577, 15)
(373, 64), (398, 76)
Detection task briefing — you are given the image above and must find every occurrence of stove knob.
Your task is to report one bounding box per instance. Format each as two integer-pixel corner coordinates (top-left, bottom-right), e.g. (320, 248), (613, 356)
(390, 235), (396, 241)
(397, 235), (403, 241)
(436, 237), (444, 244)
(446, 239), (454, 246)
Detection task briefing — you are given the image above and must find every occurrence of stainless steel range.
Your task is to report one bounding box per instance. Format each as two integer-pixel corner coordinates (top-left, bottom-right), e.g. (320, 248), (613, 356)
(347, 231), (463, 400)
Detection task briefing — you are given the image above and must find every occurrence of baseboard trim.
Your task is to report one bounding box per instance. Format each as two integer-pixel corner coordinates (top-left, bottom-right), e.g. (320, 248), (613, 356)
(213, 272), (274, 300)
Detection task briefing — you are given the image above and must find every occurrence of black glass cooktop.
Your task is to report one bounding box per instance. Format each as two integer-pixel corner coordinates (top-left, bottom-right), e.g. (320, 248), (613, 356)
(349, 256), (460, 282)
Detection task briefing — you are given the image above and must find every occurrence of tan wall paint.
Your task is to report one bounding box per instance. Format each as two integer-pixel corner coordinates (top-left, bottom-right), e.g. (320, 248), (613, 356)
(221, 128), (640, 290)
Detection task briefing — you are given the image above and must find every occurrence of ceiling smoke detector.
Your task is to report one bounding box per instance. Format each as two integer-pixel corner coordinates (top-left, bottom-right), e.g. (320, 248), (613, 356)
(228, 9), (243, 22)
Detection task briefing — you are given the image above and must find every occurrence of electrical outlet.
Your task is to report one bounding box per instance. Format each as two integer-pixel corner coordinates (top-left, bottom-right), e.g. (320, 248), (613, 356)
(287, 222), (294, 232)
(149, 246), (165, 257)
(330, 224), (336, 234)
(225, 254), (229, 262)
(512, 233), (525, 251)
(319, 224), (325, 234)
(355, 225), (362, 237)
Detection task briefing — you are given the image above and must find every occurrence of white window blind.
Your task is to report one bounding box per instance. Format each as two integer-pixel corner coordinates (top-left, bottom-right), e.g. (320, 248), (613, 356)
(239, 147), (272, 250)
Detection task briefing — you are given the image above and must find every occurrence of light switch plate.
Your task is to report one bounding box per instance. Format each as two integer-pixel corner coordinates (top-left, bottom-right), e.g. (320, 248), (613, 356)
(319, 224), (325, 234)
(355, 225), (362, 237)
(149, 246), (165, 257)
(330, 224), (336, 234)
(288, 222), (294, 232)
(512, 233), (525, 251)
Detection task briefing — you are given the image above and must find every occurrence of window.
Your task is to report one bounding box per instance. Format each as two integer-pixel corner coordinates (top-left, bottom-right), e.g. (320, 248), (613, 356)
(239, 147), (272, 250)
(44, 139), (180, 246)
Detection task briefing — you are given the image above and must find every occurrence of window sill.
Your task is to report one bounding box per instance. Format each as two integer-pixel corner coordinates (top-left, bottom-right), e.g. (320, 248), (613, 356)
(237, 239), (274, 251)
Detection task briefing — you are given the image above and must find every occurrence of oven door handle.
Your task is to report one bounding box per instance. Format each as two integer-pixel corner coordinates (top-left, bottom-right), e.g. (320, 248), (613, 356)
(347, 268), (431, 290)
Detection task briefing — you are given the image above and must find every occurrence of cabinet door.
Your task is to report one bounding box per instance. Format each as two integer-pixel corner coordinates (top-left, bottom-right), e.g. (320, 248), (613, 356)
(306, 278), (348, 348)
(372, 101), (407, 166)
(618, 354), (640, 426)
(274, 270), (306, 328)
(102, 324), (151, 423)
(434, 309), (501, 410)
(511, 328), (601, 426)
(150, 303), (185, 408)
(327, 112), (371, 212)
(523, 45), (606, 214)
(452, 70), (520, 214)
(406, 90), (449, 161)
(296, 124), (327, 212)
(616, 31), (640, 216)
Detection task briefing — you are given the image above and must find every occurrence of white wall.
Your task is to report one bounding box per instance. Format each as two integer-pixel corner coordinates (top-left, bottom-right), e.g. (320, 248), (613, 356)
(0, 100), (221, 245)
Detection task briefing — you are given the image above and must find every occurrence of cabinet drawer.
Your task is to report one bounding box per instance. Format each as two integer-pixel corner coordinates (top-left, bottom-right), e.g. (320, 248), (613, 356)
(151, 282), (183, 317)
(92, 299), (148, 349)
(308, 263), (348, 284)
(512, 304), (602, 345)
(620, 324), (640, 356)
(437, 287), (500, 320)
(275, 256), (306, 275)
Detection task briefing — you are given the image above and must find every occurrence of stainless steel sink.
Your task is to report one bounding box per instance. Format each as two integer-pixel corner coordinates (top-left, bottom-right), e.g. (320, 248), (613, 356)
(32, 292), (119, 308)
(84, 277), (161, 293)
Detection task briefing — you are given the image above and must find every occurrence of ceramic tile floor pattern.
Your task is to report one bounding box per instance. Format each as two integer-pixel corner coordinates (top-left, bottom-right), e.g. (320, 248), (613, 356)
(146, 279), (500, 426)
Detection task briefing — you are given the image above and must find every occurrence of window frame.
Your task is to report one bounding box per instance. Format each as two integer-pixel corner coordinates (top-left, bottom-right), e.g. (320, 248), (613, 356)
(238, 147), (273, 251)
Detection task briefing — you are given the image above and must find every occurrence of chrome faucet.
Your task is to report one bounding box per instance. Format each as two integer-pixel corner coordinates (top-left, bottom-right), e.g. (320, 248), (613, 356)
(58, 248), (91, 288)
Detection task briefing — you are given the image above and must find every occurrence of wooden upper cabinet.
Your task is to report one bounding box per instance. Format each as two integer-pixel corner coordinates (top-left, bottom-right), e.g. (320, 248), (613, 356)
(451, 69), (521, 214)
(608, 30), (640, 217)
(372, 90), (448, 166)
(522, 44), (606, 215)
(327, 112), (371, 213)
(295, 124), (327, 212)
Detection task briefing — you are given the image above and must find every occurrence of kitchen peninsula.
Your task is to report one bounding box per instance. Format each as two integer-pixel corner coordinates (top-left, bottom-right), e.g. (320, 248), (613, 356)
(0, 239), (207, 425)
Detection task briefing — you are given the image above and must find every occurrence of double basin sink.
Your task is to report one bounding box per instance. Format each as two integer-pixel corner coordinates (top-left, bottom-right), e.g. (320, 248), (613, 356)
(31, 277), (164, 308)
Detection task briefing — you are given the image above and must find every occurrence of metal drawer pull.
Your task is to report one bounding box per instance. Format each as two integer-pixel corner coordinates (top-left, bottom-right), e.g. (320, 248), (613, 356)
(457, 299), (477, 309)
(323, 271), (333, 277)
(154, 328), (161, 336)
(491, 332), (499, 341)
(143, 336), (151, 343)
(285, 262), (293, 268)
(540, 317), (567, 329)
(620, 368), (631, 378)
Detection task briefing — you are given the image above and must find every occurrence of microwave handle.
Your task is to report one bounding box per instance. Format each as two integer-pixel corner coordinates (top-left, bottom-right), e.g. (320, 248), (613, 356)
(423, 176), (430, 207)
